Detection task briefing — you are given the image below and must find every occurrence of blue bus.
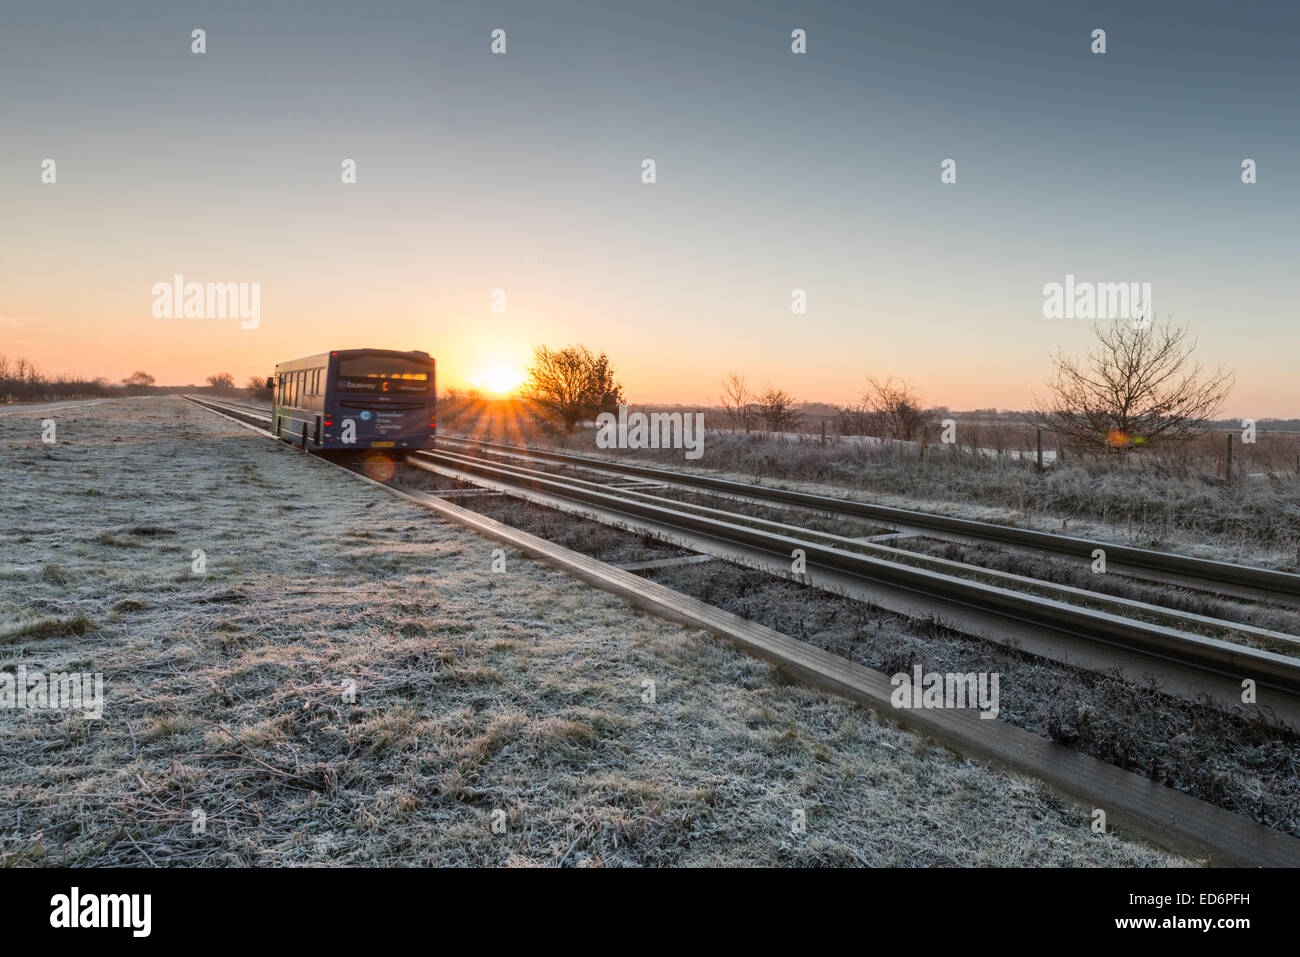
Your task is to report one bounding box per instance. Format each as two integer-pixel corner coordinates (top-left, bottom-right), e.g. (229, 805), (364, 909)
(273, 348), (435, 454)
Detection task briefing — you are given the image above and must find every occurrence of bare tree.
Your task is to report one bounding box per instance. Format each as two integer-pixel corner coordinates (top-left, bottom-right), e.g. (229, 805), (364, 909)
(121, 371), (155, 388)
(518, 344), (625, 432)
(755, 384), (799, 433)
(245, 375), (274, 399)
(862, 376), (930, 441)
(836, 402), (872, 437)
(1037, 318), (1233, 448)
(719, 372), (752, 431)
(206, 372), (236, 391)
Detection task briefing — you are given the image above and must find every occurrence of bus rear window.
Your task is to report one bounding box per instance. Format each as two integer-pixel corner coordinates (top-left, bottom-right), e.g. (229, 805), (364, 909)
(336, 356), (430, 394)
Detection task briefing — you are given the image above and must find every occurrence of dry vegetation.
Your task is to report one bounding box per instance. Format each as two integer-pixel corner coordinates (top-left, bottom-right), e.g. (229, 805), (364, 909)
(0, 397), (1182, 866)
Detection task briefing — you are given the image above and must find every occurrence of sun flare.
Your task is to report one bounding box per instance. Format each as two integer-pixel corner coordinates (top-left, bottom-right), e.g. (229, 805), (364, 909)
(467, 367), (524, 396)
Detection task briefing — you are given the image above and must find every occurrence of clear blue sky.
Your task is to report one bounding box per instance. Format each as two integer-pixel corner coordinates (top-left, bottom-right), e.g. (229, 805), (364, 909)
(2, 0), (1296, 414)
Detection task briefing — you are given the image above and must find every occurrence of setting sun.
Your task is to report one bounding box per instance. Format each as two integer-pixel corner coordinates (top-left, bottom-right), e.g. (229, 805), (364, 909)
(467, 367), (525, 396)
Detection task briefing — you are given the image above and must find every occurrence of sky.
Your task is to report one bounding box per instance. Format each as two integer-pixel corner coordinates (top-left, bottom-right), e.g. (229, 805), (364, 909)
(2, 0), (1297, 415)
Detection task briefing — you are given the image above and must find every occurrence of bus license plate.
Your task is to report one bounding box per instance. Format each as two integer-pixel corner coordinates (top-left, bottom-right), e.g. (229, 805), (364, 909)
(372, 441), (395, 447)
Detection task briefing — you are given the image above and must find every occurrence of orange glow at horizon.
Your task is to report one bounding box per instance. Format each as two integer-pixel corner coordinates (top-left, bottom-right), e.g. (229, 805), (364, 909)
(465, 366), (525, 396)
(1, 295), (1292, 418)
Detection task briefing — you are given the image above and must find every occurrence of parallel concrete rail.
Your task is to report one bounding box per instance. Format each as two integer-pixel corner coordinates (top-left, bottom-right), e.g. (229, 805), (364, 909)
(439, 436), (1300, 606)
(415, 446), (1300, 697)
(421, 447), (1300, 656)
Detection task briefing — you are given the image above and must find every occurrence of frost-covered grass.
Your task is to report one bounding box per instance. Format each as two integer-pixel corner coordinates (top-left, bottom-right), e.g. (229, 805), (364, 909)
(395, 475), (1300, 837)
(0, 397), (1184, 866)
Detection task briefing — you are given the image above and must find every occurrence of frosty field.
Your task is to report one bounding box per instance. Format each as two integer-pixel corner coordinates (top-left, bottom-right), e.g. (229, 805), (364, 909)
(0, 397), (1182, 866)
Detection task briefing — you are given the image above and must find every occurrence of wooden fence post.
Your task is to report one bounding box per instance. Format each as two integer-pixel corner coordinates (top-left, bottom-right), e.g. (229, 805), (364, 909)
(1226, 433), (1233, 481)
(1036, 428), (1043, 471)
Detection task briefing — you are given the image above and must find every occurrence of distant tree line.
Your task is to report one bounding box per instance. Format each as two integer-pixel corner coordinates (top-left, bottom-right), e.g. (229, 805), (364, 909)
(0, 354), (269, 403)
(394, 321), (1236, 453)
(0, 354), (118, 402)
